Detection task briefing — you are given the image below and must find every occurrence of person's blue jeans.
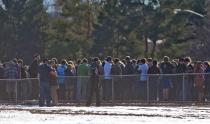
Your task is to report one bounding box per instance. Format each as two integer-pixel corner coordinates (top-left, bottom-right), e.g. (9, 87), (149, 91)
(39, 81), (51, 106)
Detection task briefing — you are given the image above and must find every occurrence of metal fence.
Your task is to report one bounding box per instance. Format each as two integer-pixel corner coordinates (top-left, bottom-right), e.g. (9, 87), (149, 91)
(0, 73), (209, 104)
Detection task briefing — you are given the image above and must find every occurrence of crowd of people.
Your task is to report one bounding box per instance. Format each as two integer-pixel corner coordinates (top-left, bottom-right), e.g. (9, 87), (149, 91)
(0, 54), (210, 106)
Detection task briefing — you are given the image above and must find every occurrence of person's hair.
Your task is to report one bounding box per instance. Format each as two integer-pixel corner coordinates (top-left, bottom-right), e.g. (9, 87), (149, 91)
(33, 53), (39, 58)
(137, 59), (141, 64)
(153, 60), (158, 66)
(171, 60), (178, 65)
(93, 57), (99, 62)
(204, 61), (210, 67)
(141, 58), (146, 64)
(147, 58), (153, 62)
(68, 61), (75, 69)
(82, 58), (88, 63)
(125, 56), (131, 61)
(17, 59), (23, 64)
(48, 60), (53, 65)
(68, 61), (74, 65)
(51, 58), (58, 64)
(106, 56), (112, 62)
(13, 58), (18, 63)
(97, 59), (102, 65)
(61, 59), (67, 65)
(43, 58), (48, 63)
(132, 59), (137, 64)
(114, 58), (120, 64)
(77, 59), (81, 64)
(163, 56), (169, 62)
(196, 61), (202, 67)
(179, 58), (185, 62)
(121, 59), (126, 64)
(67, 64), (74, 69)
(184, 57), (192, 63)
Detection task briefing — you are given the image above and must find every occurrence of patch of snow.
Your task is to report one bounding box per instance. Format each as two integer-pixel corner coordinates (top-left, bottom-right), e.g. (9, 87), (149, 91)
(0, 106), (210, 124)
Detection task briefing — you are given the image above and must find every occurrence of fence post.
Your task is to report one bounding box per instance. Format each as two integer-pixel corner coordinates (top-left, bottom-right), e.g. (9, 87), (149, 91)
(15, 80), (18, 104)
(182, 73), (185, 101)
(156, 75), (160, 101)
(147, 75), (149, 102)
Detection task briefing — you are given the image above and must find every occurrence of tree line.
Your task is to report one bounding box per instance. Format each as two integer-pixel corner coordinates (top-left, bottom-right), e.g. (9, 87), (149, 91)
(0, 0), (209, 64)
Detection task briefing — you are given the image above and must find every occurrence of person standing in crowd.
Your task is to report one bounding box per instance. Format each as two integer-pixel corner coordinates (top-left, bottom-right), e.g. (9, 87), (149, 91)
(123, 56), (135, 99)
(111, 58), (122, 75)
(86, 57), (101, 106)
(51, 58), (58, 68)
(28, 54), (40, 99)
(18, 59), (27, 79)
(56, 60), (67, 100)
(75, 59), (82, 76)
(184, 57), (194, 101)
(137, 58), (149, 100)
(111, 58), (122, 100)
(75, 59), (82, 100)
(97, 59), (104, 75)
(160, 56), (173, 101)
(194, 61), (205, 102)
(125, 56), (134, 74)
(13, 58), (21, 79)
(38, 58), (55, 107)
(132, 59), (138, 74)
(119, 60), (125, 75)
(103, 56), (112, 100)
(65, 61), (76, 100)
(176, 58), (187, 100)
(204, 61), (210, 101)
(76, 58), (90, 100)
(170, 60), (178, 100)
(49, 60), (59, 106)
(147, 58), (153, 68)
(131, 59), (139, 99)
(148, 60), (160, 101)
(96, 58), (104, 99)
(4, 61), (19, 101)
(17, 59), (29, 100)
(28, 54), (40, 78)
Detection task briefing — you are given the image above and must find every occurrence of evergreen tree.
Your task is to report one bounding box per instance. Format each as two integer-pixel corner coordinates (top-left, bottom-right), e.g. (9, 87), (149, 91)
(0, 0), (47, 63)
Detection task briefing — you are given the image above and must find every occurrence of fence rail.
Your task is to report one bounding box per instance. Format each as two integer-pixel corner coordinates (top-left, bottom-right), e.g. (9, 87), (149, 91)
(0, 73), (209, 105)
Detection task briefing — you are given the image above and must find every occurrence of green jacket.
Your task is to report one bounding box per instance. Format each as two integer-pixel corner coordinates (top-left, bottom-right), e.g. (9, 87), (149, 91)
(77, 63), (89, 76)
